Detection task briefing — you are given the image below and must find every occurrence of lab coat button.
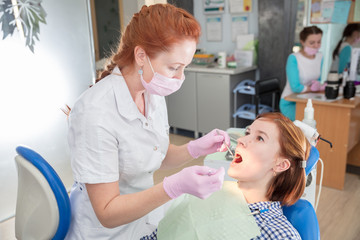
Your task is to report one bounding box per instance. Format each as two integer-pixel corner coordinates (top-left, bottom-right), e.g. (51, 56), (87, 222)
(145, 122), (148, 127)
(153, 146), (158, 151)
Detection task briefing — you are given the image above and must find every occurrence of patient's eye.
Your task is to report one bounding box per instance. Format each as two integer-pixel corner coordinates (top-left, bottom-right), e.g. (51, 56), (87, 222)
(257, 136), (264, 142)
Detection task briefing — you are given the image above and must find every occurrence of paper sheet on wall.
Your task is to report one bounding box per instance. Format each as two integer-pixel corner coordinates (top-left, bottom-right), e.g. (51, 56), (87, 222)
(203, 0), (225, 14)
(310, 0), (333, 23)
(157, 181), (260, 240)
(331, 1), (351, 24)
(229, 0), (252, 13)
(321, 1), (335, 22)
(206, 16), (222, 42)
(236, 34), (254, 50)
(231, 15), (249, 42)
(355, 0), (360, 22)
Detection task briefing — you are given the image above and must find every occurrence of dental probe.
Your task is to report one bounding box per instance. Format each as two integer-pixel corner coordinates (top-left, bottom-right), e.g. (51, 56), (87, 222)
(216, 130), (234, 157)
(248, 209), (269, 216)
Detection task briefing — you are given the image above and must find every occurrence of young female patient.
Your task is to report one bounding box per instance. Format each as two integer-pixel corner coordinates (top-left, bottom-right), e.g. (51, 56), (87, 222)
(228, 112), (310, 239)
(144, 112), (310, 240)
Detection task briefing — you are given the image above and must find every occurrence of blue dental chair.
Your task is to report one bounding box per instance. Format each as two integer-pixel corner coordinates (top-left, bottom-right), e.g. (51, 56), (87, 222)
(14, 146), (71, 240)
(283, 146), (321, 240)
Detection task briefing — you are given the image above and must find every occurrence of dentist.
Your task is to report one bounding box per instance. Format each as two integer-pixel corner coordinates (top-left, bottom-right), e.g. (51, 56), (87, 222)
(64, 4), (227, 239)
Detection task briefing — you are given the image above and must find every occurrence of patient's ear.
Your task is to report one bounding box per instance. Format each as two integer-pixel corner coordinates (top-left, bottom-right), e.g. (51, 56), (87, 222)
(273, 158), (291, 173)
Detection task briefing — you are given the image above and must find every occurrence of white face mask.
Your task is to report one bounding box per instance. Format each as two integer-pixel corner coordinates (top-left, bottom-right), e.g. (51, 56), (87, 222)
(139, 56), (184, 96)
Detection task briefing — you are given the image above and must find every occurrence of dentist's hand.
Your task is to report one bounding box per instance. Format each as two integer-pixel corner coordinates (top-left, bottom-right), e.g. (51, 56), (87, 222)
(187, 129), (230, 158)
(163, 166), (225, 199)
(310, 80), (326, 92)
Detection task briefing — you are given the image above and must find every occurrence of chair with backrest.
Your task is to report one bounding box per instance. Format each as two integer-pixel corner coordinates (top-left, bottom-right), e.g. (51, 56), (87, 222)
(14, 146), (71, 240)
(254, 78), (280, 115)
(283, 146), (321, 240)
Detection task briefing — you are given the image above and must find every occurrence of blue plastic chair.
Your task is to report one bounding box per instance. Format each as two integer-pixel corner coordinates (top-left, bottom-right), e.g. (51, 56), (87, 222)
(283, 146), (320, 240)
(14, 146), (71, 240)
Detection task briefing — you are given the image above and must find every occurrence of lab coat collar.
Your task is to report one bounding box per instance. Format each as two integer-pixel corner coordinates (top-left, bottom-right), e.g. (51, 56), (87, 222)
(111, 66), (159, 122)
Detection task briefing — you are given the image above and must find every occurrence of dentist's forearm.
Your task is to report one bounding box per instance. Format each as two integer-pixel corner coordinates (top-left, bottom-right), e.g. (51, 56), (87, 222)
(86, 182), (171, 228)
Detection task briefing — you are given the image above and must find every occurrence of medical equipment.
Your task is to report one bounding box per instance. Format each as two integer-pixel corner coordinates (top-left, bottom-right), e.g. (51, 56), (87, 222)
(325, 71), (340, 99)
(216, 129), (234, 158)
(294, 120), (319, 146)
(14, 146), (71, 240)
(248, 208), (269, 216)
(302, 99), (316, 128)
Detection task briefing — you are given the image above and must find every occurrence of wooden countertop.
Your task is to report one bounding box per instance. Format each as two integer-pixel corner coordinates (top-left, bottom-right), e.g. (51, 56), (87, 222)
(285, 93), (360, 109)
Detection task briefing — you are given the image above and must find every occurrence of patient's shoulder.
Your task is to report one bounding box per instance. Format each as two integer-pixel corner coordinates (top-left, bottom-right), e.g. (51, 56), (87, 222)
(249, 201), (301, 240)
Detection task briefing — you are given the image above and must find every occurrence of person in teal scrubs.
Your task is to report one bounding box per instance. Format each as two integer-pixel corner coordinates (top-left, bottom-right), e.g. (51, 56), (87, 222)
(280, 26), (324, 121)
(332, 24), (360, 74)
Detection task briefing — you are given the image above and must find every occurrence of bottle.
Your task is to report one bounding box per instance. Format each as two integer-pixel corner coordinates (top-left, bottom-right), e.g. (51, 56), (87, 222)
(302, 99), (316, 129)
(342, 68), (348, 88)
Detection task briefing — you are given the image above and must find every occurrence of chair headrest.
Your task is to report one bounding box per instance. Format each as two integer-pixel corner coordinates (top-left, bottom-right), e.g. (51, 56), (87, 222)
(305, 146), (319, 176)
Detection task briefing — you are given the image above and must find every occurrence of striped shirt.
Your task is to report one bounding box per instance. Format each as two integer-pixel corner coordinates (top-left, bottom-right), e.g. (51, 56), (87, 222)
(249, 201), (301, 240)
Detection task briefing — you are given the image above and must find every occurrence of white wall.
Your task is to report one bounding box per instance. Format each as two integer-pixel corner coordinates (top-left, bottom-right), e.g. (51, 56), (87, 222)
(122, 0), (143, 27)
(0, 0), (95, 221)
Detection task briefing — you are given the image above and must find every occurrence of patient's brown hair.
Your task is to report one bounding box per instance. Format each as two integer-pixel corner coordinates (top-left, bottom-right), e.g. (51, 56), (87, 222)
(256, 112), (310, 206)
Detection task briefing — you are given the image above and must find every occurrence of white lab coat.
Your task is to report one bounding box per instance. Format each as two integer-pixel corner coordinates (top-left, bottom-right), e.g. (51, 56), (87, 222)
(65, 67), (170, 239)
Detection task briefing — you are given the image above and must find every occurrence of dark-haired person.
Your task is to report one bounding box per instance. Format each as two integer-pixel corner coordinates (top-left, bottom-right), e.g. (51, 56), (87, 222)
(64, 4), (229, 239)
(280, 26), (324, 121)
(332, 23), (360, 74)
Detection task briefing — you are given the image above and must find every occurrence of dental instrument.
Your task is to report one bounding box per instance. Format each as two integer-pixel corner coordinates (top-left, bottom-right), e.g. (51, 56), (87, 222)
(216, 130), (234, 157)
(248, 209), (269, 216)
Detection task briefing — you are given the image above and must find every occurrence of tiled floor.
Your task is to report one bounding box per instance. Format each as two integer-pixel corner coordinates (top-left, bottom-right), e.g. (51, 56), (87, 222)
(1, 133), (360, 240)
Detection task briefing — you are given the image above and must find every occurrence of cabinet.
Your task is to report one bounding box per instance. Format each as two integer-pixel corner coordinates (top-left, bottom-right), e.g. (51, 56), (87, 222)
(167, 71), (197, 133)
(166, 66), (256, 136)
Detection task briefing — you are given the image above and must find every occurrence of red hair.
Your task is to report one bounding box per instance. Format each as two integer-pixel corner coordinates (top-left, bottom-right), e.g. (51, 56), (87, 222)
(97, 4), (201, 82)
(256, 112), (310, 206)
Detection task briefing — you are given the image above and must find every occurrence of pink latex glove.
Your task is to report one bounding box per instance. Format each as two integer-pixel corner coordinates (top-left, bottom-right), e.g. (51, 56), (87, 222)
(187, 129), (230, 159)
(310, 80), (326, 92)
(163, 166), (225, 199)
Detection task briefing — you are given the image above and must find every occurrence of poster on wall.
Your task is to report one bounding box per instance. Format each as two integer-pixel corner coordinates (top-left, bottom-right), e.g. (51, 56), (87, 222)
(331, 1), (351, 24)
(206, 15), (222, 41)
(231, 15), (249, 42)
(229, 0), (252, 13)
(310, 0), (351, 24)
(354, 0), (360, 22)
(310, 0), (333, 23)
(203, 0), (225, 14)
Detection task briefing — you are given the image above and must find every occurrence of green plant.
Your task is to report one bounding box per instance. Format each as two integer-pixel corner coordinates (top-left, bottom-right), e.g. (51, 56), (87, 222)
(0, 0), (46, 52)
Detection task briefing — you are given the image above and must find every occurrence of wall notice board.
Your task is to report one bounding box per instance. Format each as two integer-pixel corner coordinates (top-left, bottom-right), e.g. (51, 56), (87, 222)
(310, 0), (359, 24)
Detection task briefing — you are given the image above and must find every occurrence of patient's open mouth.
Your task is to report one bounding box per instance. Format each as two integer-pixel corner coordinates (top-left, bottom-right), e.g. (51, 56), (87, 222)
(234, 153), (242, 163)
